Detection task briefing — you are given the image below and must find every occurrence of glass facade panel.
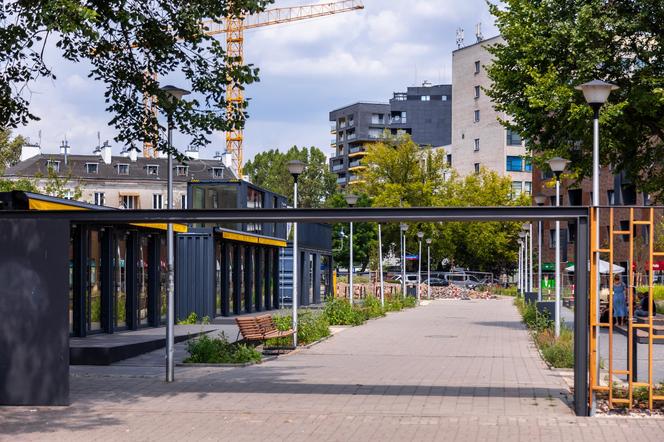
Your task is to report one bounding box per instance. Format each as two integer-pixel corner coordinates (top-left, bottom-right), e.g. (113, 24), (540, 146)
(215, 243), (222, 316)
(228, 245), (235, 314)
(114, 232), (128, 329)
(87, 229), (103, 332)
(160, 236), (167, 321)
(506, 156), (523, 172)
(506, 129), (522, 146)
(69, 237), (74, 334)
(247, 187), (264, 234)
(137, 235), (149, 325)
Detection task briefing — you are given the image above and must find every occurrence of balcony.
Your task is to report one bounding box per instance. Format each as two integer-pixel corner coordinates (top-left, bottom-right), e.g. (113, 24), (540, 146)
(330, 122), (337, 133)
(336, 176), (347, 185)
(349, 159), (363, 168)
(348, 119), (355, 127)
(330, 139), (337, 146)
(390, 116), (407, 124)
(347, 132), (357, 141)
(348, 174), (365, 184)
(339, 121), (347, 129)
(332, 163), (345, 172)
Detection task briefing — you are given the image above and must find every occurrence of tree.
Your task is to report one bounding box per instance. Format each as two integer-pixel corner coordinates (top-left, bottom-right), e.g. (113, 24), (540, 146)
(328, 193), (376, 272)
(487, 0), (664, 198)
(0, 1), (273, 156)
(0, 128), (25, 174)
(36, 166), (83, 200)
(243, 146), (337, 207)
(0, 178), (37, 193)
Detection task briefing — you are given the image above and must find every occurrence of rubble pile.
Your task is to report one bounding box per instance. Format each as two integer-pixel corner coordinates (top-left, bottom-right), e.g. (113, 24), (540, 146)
(423, 284), (497, 300)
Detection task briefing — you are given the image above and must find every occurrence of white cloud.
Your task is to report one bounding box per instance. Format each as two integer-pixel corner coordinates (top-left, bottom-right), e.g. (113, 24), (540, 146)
(366, 10), (402, 42)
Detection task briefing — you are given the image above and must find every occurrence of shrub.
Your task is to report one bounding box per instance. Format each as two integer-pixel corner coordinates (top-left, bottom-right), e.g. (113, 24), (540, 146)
(267, 311), (331, 346)
(184, 332), (262, 364)
(401, 296), (417, 308)
(636, 285), (664, 301)
(534, 327), (574, 368)
(323, 298), (365, 326)
(384, 296), (403, 312)
(362, 295), (385, 319)
(490, 286), (518, 297)
(178, 312), (199, 325)
(515, 298), (553, 332)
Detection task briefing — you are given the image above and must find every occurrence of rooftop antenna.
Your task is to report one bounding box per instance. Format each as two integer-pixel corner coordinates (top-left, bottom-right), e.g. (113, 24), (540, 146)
(456, 27), (464, 49)
(37, 129), (42, 147)
(475, 23), (484, 43)
(60, 137), (70, 166)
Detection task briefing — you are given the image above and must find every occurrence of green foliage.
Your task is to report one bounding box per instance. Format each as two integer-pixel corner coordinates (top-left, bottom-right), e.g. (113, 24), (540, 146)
(1, 1), (274, 157)
(0, 178), (38, 192)
(490, 286), (518, 297)
(323, 297), (365, 326)
(328, 193), (377, 271)
(514, 297), (572, 368)
(35, 164), (83, 200)
(401, 296), (417, 309)
(0, 128), (24, 174)
(361, 295), (385, 319)
(635, 285), (664, 301)
(177, 312), (199, 325)
(244, 146), (337, 207)
(487, 0), (664, 198)
(268, 311), (330, 346)
(184, 332), (262, 364)
(535, 327), (574, 369)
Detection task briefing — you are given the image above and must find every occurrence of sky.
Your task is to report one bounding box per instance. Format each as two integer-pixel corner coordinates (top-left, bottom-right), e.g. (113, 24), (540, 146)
(16, 0), (498, 161)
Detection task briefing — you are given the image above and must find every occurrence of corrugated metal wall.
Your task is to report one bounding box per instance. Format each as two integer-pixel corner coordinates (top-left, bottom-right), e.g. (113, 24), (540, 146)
(175, 232), (215, 321)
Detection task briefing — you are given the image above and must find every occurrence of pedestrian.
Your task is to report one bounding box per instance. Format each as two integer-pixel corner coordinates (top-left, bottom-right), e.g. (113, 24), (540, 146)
(612, 274), (627, 326)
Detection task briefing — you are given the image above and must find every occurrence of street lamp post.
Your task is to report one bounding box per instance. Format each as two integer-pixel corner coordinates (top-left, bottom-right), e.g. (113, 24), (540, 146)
(400, 223), (408, 298)
(159, 84), (190, 383)
(577, 79), (618, 406)
(345, 194), (359, 305)
(522, 223), (533, 293)
(548, 156), (570, 338)
(534, 194), (547, 302)
(378, 223), (385, 308)
(416, 231), (424, 302)
(287, 160), (306, 347)
(426, 238), (432, 300)
(518, 231), (526, 296)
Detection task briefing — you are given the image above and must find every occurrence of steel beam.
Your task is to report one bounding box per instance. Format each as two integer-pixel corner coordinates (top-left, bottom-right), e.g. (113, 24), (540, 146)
(574, 216), (590, 416)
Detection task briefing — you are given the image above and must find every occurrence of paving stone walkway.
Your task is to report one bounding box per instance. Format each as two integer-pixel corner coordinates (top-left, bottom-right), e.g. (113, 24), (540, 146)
(2, 298), (664, 441)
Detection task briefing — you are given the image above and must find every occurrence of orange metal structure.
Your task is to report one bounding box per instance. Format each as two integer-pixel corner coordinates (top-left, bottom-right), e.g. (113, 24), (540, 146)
(588, 206), (664, 410)
(143, 0), (365, 176)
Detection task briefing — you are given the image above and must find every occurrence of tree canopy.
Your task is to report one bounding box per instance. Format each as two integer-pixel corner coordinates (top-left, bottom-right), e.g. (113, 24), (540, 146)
(243, 145), (337, 207)
(0, 1), (273, 156)
(487, 0), (664, 197)
(0, 128), (25, 174)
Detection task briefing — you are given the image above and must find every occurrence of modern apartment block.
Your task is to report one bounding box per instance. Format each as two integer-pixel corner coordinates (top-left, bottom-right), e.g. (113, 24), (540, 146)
(329, 83), (452, 186)
(451, 35), (532, 196)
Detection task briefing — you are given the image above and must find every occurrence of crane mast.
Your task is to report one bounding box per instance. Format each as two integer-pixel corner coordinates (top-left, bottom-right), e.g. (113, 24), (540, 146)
(143, 1), (364, 178)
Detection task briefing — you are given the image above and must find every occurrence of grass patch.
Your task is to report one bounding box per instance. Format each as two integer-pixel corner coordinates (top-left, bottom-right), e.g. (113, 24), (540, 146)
(514, 297), (573, 368)
(323, 298), (366, 326)
(184, 332), (261, 364)
(489, 286), (518, 297)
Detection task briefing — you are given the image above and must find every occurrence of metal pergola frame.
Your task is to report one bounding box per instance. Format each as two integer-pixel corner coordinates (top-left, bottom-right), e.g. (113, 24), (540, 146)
(0, 206), (590, 416)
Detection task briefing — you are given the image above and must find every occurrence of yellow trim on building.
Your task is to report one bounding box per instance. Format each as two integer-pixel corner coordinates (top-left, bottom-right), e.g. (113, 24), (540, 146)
(348, 165), (366, 172)
(348, 151), (367, 158)
(27, 198), (188, 233)
(222, 231), (286, 248)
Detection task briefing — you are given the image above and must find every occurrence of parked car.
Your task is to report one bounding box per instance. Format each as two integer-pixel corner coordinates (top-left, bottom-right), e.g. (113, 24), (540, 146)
(393, 274), (418, 284)
(424, 277), (449, 287)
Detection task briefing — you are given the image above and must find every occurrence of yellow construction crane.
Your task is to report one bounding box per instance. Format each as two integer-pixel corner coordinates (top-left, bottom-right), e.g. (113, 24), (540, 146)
(144, 0), (365, 178)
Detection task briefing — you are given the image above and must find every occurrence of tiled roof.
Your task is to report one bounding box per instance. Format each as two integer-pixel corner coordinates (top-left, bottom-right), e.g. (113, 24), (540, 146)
(4, 154), (235, 182)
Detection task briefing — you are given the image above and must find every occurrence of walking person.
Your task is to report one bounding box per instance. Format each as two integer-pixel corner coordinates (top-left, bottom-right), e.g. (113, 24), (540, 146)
(612, 274), (627, 326)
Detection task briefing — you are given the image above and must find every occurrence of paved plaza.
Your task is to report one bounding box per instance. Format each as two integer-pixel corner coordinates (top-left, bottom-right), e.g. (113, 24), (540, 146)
(2, 298), (664, 441)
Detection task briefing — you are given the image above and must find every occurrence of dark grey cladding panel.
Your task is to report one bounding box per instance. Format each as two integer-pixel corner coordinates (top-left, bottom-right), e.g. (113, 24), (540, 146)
(298, 223), (332, 252)
(0, 219), (70, 405)
(175, 231), (215, 321)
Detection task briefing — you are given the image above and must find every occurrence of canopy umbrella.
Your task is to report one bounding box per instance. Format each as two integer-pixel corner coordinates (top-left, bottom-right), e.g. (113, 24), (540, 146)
(565, 260), (625, 274)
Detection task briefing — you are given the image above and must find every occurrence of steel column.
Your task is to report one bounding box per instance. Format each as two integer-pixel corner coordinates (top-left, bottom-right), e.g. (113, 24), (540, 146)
(574, 215), (589, 417)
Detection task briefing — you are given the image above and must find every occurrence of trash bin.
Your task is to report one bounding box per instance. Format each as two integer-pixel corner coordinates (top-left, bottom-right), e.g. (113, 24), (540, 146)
(406, 285), (417, 297)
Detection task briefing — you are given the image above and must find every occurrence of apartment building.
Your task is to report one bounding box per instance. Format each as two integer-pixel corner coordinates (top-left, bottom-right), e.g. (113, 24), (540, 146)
(451, 35), (532, 196)
(4, 141), (234, 209)
(329, 83), (452, 186)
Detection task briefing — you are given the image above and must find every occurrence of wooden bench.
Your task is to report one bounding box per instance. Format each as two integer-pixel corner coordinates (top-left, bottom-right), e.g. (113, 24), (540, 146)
(235, 315), (295, 346)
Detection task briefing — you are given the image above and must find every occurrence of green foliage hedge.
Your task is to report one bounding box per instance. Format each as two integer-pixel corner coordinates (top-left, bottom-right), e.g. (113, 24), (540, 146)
(267, 311), (331, 347)
(184, 332), (262, 364)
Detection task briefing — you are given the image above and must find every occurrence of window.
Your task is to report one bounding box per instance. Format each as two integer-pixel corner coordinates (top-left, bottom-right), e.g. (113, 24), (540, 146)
(390, 111), (407, 124)
(176, 166), (188, 177)
(371, 113), (385, 125)
(473, 110), (480, 122)
(568, 189), (583, 206)
(93, 192), (105, 206)
(473, 138), (480, 151)
(524, 181), (532, 196)
(420, 95), (430, 101)
(474, 163), (480, 174)
(85, 163), (98, 174)
(368, 128), (383, 139)
(568, 222), (577, 243)
(524, 158), (532, 172)
(46, 160), (60, 172)
(181, 194), (187, 209)
(607, 190), (615, 205)
(511, 181), (523, 198)
(146, 165), (159, 176)
(446, 154), (452, 167)
(474, 86), (480, 99)
(152, 194), (163, 209)
(549, 229), (557, 248)
(474, 60), (480, 74)
(120, 195), (138, 209)
(506, 129), (522, 146)
(506, 156), (523, 172)
(348, 114), (354, 126)
(64, 189), (74, 200)
(117, 164), (129, 175)
(619, 220), (630, 242)
(621, 184), (637, 205)
(442, 95), (448, 101)
(212, 167), (224, 178)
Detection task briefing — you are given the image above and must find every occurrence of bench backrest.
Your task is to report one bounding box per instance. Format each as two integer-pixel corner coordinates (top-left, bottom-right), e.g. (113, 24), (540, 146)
(235, 317), (264, 341)
(256, 314), (277, 334)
